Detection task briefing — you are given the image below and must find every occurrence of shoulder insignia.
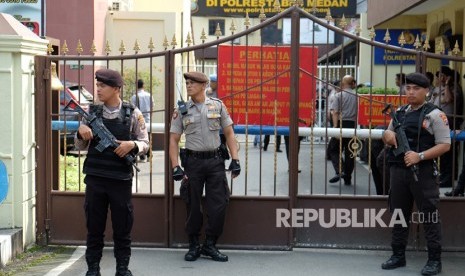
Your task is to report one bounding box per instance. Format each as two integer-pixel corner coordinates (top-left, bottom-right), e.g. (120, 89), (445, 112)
(439, 112), (449, 126)
(172, 110), (179, 120)
(138, 114), (146, 130)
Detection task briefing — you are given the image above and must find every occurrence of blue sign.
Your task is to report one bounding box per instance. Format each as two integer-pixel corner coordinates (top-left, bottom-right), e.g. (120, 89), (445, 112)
(0, 160), (8, 204)
(374, 29), (423, 65)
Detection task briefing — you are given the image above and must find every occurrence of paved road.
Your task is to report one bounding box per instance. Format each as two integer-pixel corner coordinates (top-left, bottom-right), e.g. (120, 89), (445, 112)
(10, 135), (459, 275)
(14, 246), (465, 276)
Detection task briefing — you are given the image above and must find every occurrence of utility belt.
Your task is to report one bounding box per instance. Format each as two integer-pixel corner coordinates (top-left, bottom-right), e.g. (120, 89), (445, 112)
(180, 145), (229, 167)
(185, 148), (221, 159)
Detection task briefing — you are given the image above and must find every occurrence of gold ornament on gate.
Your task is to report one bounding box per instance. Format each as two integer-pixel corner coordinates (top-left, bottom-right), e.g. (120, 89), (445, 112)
(50, 62), (64, 91)
(348, 136), (362, 159)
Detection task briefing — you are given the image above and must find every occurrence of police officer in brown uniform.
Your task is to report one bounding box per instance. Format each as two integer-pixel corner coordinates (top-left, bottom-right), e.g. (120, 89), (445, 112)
(169, 71), (240, 262)
(75, 69), (149, 276)
(381, 72), (450, 275)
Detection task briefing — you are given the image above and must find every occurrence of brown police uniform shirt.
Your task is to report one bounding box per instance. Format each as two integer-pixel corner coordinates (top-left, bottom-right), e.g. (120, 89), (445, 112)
(75, 102), (150, 154)
(387, 104), (451, 145)
(170, 98), (233, 151)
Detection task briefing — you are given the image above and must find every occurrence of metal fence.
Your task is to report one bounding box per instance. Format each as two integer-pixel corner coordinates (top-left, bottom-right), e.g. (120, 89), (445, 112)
(34, 5), (465, 249)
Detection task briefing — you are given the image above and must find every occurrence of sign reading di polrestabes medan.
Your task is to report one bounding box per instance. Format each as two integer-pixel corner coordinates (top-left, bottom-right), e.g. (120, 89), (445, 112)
(217, 45), (318, 126)
(192, 0), (357, 18)
(357, 95), (407, 126)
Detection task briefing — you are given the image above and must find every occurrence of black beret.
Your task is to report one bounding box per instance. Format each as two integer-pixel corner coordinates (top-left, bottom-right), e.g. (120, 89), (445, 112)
(405, 72), (430, 88)
(183, 71), (209, 83)
(95, 69), (123, 87)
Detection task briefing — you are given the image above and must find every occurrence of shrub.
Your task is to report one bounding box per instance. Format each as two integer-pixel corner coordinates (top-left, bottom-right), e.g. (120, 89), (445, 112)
(356, 87), (398, 95)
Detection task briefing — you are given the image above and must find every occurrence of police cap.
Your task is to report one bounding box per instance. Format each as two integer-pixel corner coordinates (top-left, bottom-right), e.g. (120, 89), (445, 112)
(405, 72), (430, 88)
(95, 69), (123, 87)
(183, 71), (209, 83)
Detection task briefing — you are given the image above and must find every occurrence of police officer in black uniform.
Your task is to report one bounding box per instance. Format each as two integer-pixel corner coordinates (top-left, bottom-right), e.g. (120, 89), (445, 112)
(169, 71), (240, 262)
(381, 72), (450, 275)
(75, 69), (149, 276)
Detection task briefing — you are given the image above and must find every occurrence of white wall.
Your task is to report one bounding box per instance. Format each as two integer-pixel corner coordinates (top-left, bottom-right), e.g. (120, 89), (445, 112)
(0, 13), (48, 247)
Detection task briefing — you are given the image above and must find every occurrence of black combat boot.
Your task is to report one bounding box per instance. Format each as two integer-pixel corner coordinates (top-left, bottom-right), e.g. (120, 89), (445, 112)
(381, 244), (406, 269)
(421, 247), (442, 275)
(444, 186), (464, 197)
(85, 256), (101, 276)
(201, 235), (228, 262)
(184, 235), (201, 261)
(115, 257), (133, 276)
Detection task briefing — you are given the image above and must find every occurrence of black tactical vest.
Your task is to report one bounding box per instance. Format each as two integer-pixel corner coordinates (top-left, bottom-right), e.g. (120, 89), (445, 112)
(388, 103), (437, 164)
(83, 103), (134, 180)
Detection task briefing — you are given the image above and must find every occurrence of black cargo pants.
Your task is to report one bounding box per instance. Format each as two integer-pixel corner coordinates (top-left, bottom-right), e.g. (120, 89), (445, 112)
(184, 154), (230, 237)
(389, 161), (442, 249)
(84, 175), (134, 260)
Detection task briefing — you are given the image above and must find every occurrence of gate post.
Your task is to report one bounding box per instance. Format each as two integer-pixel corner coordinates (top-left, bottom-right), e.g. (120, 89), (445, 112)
(288, 8), (301, 249)
(415, 51), (426, 73)
(34, 55), (50, 246)
(166, 51), (175, 247)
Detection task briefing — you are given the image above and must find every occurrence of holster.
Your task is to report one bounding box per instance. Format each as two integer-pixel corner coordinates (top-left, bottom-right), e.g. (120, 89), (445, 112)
(180, 178), (190, 205)
(219, 143), (230, 160)
(179, 148), (188, 167)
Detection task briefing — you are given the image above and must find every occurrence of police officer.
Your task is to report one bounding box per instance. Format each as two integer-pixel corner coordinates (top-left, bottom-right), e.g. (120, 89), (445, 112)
(382, 72), (450, 275)
(75, 69), (149, 276)
(169, 71), (240, 262)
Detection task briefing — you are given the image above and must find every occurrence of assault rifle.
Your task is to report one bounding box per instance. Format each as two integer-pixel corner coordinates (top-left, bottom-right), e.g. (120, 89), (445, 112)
(64, 99), (140, 172)
(382, 104), (418, 181)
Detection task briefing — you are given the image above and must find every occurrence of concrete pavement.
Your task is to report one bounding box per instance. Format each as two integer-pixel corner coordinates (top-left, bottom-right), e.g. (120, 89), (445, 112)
(4, 136), (463, 275)
(12, 246), (465, 276)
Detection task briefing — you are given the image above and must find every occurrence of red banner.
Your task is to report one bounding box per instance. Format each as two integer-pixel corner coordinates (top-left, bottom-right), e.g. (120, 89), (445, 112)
(217, 45), (318, 126)
(357, 95), (407, 126)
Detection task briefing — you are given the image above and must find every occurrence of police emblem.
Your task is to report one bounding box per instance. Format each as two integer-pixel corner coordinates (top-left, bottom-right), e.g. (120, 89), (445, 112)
(439, 113), (449, 126)
(138, 114), (146, 129)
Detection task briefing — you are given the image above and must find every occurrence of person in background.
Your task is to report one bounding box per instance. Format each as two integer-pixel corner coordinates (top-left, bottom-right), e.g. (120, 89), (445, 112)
(326, 80), (343, 182)
(329, 75), (358, 185)
(425, 71), (435, 102)
(445, 73), (465, 196)
(371, 125), (390, 195)
(434, 66), (463, 188)
(130, 79), (154, 162)
(395, 73), (406, 95)
(206, 74), (218, 98)
(263, 135), (282, 152)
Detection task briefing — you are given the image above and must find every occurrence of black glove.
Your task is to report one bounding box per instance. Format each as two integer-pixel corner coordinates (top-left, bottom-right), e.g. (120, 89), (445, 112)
(228, 159), (241, 178)
(173, 165), (185, 181)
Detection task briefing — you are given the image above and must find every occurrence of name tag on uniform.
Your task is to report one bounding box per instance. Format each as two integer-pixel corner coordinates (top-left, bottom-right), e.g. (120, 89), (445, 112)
(207, 106), (221, 119)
